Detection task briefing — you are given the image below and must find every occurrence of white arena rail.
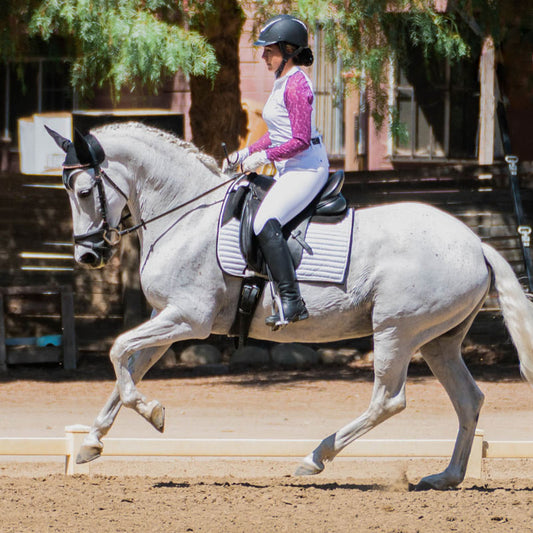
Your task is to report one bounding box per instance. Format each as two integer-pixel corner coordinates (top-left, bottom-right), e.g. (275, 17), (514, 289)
(0, 425), (532, 478)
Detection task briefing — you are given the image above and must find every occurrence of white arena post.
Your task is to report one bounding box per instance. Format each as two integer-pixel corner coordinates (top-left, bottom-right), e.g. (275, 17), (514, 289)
(466, 429), (484, 479)
(65, 425), (91, 475)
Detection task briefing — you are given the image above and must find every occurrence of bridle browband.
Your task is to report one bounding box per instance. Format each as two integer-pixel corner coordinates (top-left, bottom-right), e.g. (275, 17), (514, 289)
(67, 162), (237, 250)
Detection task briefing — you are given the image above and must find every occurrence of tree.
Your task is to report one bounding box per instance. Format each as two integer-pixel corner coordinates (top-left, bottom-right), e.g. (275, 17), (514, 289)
(187, 0), (248, 159)
(30, 1), (220, 95)
(1, 1), (518, 154)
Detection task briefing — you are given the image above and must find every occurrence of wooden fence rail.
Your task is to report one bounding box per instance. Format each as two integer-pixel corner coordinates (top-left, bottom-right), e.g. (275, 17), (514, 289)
(0, 426), (532, 479)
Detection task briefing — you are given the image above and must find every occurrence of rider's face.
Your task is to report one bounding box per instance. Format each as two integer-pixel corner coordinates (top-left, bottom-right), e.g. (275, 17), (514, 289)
(262, 45), (283, 73)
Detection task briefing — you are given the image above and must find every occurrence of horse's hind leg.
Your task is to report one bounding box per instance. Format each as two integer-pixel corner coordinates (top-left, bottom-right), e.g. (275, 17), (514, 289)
(77, 344), (170, 464)
(296, 329), (412, 475)
(415, 329), (484, 490)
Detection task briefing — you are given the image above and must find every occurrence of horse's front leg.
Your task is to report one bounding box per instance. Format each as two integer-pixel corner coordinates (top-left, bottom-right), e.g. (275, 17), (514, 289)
(110, 305), (208, 429)
(77, 344), (170, 464)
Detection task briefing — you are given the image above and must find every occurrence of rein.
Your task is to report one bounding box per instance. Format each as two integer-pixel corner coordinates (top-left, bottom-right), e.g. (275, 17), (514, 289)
(119, 175), (237, 238)
(72, 164), (238, 249)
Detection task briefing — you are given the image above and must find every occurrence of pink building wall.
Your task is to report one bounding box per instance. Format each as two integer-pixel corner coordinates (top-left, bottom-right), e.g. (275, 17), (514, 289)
(367, 117), (393, 171)
(239, 18), (272, 107)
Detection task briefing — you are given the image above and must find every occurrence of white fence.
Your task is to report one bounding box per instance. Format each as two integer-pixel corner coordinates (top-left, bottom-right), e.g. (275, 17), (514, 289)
(0, 426), (532, 478)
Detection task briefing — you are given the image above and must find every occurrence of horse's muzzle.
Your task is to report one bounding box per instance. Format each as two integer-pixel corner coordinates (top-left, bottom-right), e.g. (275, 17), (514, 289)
(78, 249), (106, 268)
(75, 240), (114, 269)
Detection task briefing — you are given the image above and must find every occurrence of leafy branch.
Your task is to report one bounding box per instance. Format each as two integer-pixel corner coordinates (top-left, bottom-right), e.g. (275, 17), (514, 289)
(29, 0), (219, 99)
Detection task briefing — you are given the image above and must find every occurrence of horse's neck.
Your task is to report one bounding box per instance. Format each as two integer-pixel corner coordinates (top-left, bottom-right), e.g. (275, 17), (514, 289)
(99, 128), (225, 252)
(119, 148), (224, 248)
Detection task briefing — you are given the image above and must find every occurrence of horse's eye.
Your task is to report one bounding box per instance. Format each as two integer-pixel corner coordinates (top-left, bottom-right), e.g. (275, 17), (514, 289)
(77, 188), (92, 199)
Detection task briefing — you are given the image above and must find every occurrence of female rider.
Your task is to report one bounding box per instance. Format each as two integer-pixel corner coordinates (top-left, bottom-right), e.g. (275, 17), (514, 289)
(225, 14), (329, 328)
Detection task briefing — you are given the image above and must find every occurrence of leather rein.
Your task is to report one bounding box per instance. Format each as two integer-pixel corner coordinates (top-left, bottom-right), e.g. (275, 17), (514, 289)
(66, 163), (237, 250)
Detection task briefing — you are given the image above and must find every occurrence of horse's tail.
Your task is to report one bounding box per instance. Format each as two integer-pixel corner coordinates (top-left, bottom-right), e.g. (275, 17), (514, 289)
(482, 243), (533, 384)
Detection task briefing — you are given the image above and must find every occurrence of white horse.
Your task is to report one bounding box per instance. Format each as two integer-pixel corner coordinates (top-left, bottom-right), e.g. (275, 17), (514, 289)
(47, 122), (533, 490)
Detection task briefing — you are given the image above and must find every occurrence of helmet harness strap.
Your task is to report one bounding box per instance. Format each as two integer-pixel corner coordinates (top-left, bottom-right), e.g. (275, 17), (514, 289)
(275, 42), (304, 78)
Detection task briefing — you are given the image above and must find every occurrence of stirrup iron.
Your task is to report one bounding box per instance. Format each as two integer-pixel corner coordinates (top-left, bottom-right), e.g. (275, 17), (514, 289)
(266, 284), (308, 331)
(268, 290), (287, 331)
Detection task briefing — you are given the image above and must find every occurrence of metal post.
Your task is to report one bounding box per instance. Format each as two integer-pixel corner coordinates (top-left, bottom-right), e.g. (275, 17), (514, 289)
(496, 98), (533, 292)
(1, 64), (11, 171)
(37, 59), (43, 113)
(505, 154), (533, 291)
(2, 63), (10, 142)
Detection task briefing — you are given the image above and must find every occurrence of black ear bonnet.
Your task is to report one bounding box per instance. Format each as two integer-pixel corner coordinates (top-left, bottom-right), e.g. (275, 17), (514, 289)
(45, 125), (105, 168)
(45, 125), (106, 189)
(71, 128), (105, 168)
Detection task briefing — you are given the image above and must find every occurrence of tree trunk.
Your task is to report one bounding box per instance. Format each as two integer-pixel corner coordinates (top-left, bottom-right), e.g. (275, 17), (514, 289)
(189, 0), (248, 161)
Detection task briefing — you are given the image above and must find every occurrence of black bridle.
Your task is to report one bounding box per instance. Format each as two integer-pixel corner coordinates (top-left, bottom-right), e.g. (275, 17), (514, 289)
(66, 163), (238, 251)
(65, 164), (130, 250)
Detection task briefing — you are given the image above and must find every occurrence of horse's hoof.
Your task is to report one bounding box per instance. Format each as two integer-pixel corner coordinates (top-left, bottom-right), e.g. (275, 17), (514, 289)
(149, 402), (165, 433)
(410, 480), (434, 491)
(411, 473), (458, 491)
(76, 445), (103, 464)
(294, 456), (324, 476)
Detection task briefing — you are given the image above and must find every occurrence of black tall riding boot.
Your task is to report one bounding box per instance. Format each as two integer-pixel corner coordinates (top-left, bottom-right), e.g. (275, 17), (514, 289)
(256, 219), (309, 328)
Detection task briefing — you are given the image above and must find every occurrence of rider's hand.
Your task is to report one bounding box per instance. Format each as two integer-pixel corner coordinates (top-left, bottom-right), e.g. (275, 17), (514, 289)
(242, 150), (270, 173)
(222, 147), (249, 173)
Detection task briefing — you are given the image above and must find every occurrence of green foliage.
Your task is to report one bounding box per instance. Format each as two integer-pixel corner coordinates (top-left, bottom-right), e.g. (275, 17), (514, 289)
(28, 0), (219, 99)
(0, 0), (519, 127)
(389, 106), (409, 146)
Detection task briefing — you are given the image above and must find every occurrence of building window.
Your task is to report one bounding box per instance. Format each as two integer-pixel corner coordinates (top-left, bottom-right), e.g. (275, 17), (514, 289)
(312, 27), (344, 160)
(392, 49), (479, 161)
(1, 59), (73, 144)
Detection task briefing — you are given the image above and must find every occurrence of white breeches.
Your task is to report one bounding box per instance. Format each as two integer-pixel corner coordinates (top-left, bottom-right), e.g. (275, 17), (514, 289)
(253, 165), (329, 235)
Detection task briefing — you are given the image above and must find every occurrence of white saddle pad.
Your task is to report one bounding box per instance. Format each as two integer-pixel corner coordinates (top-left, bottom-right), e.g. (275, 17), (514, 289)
(216, 209), (354, 284)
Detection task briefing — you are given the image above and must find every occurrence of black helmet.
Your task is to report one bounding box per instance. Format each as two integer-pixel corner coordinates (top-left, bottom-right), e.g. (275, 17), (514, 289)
(254, 15), (308, 48)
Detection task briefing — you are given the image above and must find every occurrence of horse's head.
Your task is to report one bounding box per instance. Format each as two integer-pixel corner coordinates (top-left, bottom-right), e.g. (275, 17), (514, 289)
(46, 126), (128, 268)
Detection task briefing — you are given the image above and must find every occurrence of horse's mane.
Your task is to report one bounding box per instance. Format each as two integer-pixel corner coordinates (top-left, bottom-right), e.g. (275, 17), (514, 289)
(92, 121), (220, 174)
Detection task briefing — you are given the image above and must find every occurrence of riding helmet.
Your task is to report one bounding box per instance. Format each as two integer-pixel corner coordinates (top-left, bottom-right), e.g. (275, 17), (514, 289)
(254, 15), (308, 48)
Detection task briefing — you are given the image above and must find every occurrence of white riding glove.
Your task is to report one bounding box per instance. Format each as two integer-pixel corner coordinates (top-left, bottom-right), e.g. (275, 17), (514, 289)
(222, 147), (249, 173)
(241, 150), (270, 173)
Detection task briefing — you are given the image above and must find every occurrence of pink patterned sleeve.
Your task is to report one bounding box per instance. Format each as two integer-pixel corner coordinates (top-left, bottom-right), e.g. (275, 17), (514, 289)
(266, 72), (313, 161)
(248, 132), (271, 154)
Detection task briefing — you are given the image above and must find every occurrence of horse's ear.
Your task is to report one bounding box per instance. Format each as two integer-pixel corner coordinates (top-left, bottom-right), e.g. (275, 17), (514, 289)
(73, 128), (93, 165)
(45, 125), (72, 153)
(73, 128), (105, 167)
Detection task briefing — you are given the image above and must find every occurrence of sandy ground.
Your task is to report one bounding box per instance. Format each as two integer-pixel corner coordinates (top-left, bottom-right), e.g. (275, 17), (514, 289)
(1, 362), (532, 532)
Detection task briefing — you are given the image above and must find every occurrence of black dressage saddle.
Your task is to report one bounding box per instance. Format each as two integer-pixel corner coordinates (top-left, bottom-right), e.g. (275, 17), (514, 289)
(220, 170), (348, 275)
